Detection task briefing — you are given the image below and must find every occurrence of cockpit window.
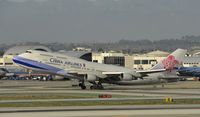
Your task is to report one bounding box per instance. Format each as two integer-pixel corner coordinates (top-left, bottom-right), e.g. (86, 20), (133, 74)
(25, 50), (32, 53)
(34, 49), (48, 52)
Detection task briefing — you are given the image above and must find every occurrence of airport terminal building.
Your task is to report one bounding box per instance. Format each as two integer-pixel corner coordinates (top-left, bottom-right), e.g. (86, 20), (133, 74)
(1, 46), (167, 70)
(1, 45), (200, 71)
(92, 50), (200, 70)
(92, 50), (169, 70)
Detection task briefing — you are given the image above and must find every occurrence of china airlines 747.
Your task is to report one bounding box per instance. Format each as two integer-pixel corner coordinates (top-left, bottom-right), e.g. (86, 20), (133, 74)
(13, 49), (187, 89)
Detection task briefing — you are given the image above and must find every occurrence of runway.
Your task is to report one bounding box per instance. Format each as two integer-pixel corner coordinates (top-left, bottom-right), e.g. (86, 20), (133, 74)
(1, 105), (200, 117)
(1, 110), (199, 117)
(1, 96), (200, 103)
(1, 81), (200, 103)
(1, 81), (200, 98)
(1, 80), (200, 116)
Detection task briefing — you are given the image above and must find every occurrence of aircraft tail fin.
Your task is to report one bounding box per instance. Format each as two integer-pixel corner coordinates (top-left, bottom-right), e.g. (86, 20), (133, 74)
(150, 48), (187, 71)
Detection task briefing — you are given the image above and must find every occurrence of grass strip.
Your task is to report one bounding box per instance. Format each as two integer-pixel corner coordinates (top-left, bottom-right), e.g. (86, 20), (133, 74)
(0, 93), (137, 100)
(1, 99), (200, 107)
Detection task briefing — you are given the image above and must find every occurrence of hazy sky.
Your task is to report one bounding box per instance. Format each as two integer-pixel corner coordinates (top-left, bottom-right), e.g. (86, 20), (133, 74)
(0, 0), (200, 43)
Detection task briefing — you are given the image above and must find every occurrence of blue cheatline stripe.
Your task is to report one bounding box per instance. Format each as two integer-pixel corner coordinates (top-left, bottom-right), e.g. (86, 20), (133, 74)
(13, 59), (47, 70)
(13, 56), (62, 72)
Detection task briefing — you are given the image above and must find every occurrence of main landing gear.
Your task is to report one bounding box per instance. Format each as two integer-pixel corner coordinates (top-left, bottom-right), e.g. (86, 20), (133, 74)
(79, 81), (104, 90)
(79, 82), (86, 90)
(90, 82), (104, 90)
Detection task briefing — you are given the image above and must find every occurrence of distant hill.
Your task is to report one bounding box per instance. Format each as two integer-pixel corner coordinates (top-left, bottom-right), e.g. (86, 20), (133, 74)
(1, 35), (200, 54)
(82, 35), (200, 53)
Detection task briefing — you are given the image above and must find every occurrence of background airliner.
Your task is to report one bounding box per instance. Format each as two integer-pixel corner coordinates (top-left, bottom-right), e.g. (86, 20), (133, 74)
(0, 68), (14, 79)
(13, 49), (187, 89)
(177, 67), (200, 78)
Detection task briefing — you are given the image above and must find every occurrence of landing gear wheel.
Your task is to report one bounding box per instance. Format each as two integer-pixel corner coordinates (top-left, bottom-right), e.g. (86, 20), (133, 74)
(90, 84), (104, 90)
(79, 83), (82, 87)
(98, 84), (104, 90)
(90, 86), (94, 90)
(81, 85), (86, 90)
(97, 82), (104, 90)
(79, 82), (86, 90)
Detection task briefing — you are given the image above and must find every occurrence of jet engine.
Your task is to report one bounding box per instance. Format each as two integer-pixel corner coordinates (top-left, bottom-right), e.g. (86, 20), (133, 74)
(86, 74), (98, 82)
(121, 73), (133, 81)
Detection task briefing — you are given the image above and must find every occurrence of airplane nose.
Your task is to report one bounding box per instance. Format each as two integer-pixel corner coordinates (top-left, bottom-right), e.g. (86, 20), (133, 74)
(12, 55), (28, 66)
(12, 56), (21, 63)
(12, 56), (17, 62)
(12, 56), (17, 61)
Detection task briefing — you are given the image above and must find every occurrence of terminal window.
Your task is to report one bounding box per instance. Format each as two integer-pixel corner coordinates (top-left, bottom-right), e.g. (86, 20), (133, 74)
(142, 60), (148, 64)
(149, 60), (157, 64)
(93, 60), (98, 63)
(104, 57), (125, 66)
(134, 60), (140, 64)
(5, 63), (13, 65)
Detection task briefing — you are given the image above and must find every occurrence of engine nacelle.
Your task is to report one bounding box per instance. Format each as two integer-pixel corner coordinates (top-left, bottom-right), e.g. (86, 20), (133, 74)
(86, 74), (98, 82)
(121, 73), (133, 81)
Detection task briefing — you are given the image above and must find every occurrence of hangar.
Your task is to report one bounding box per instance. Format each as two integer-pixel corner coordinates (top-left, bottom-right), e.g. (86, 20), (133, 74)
(0, 45), (52, 67)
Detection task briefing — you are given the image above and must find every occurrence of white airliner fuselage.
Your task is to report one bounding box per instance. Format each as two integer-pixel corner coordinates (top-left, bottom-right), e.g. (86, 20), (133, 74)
(13, 50), (140, 76)
(13, 49), (187, 89)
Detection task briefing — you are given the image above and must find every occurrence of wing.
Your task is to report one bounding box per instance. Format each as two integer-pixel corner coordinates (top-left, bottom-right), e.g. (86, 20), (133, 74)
(136, 69), (166, 74)
(56, 68), (125, 81)
(136, 69), (166, 77)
